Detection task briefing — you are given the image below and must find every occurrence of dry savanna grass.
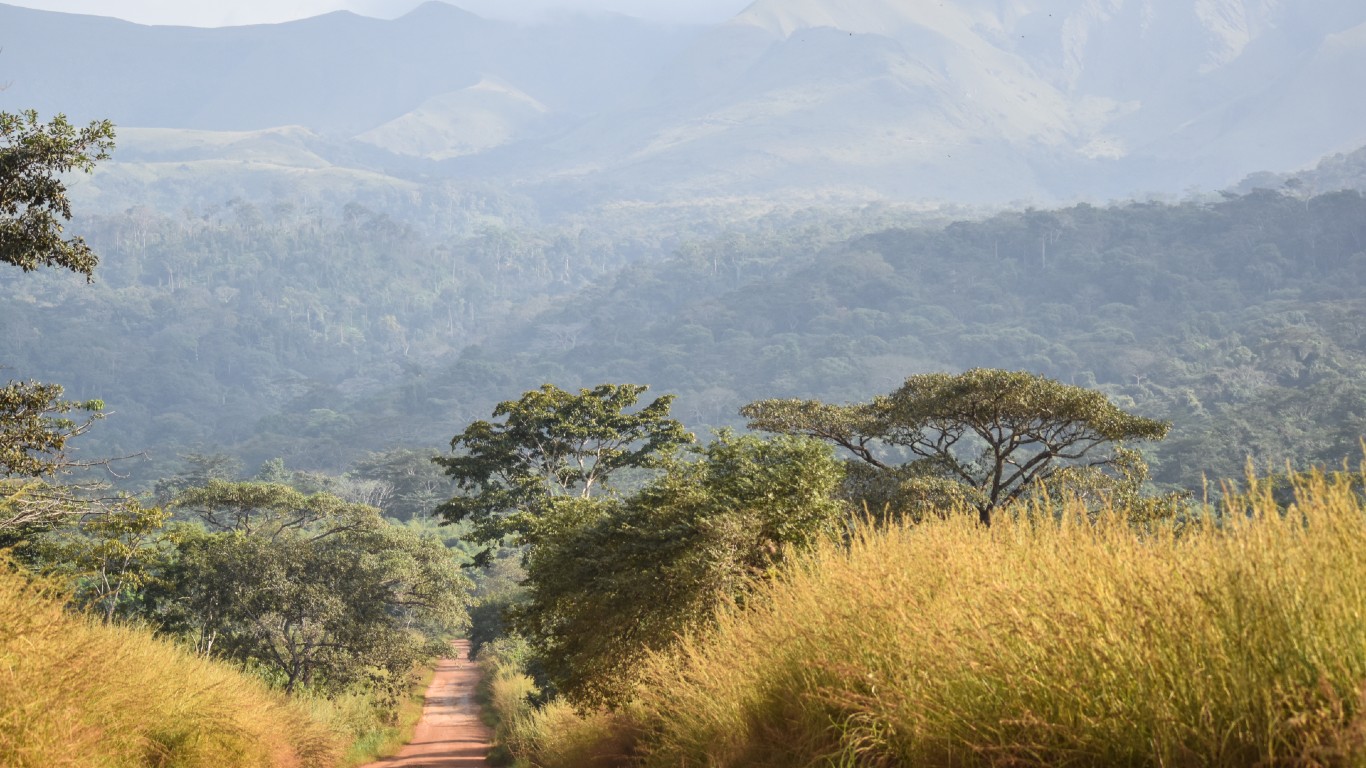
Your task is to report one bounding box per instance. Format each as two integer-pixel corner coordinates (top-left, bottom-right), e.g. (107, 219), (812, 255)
(0, 562), (343, 768)
(535, 467), (1366, 767)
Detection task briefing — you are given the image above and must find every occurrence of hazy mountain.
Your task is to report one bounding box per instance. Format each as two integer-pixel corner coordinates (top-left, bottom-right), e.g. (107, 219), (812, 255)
(356, 78), (550, 160)
(547, 0), (1366, 203)
(2, 0), (1364, 212)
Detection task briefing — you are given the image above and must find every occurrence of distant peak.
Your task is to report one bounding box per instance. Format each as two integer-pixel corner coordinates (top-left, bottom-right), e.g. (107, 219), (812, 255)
(398, 1), (484, 23)
(730, 0), (992, 42)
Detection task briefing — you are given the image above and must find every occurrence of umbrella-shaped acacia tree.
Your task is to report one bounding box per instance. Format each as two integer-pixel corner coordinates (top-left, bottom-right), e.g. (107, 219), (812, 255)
(742, 368), (1170, 525)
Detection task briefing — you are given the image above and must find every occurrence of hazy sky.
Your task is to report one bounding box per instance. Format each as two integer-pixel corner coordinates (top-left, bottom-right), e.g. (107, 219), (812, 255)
(7, 0), (753, 25)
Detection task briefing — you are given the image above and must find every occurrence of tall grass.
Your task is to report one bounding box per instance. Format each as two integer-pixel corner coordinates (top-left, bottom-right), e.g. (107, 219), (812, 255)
(0, 561), (343, 767)
(537, 467), (1366, 767)
(301, 669), (434, 767)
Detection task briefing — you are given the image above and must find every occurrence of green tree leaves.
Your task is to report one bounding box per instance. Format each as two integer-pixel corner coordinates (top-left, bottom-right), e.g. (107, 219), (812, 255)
(514, 431), (845, 707)
(0, 110), (115, 280)
(151, 482), (471, 699)
(0, 379), (103, 479)
(745, 368), (1170, 524)
(0, 379), (107, 541)
(435, 383), (693, 547)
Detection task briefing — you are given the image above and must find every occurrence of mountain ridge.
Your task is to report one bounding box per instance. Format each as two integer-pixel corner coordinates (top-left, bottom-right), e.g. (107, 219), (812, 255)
(2, 0), (1364, 212)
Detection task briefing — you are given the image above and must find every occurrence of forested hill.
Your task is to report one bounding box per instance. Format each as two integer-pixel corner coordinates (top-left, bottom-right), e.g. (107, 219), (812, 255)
(3, 185), (1364, 492)
(469, 187), (1366, 490)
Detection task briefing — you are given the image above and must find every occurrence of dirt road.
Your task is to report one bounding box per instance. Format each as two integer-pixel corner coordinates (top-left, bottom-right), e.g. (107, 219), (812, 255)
(363, 640), (491, 768)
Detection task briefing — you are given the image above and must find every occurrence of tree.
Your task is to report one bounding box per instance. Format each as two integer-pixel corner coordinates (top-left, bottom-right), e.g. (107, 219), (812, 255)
(435, 383), (692, 548)
(170, 479), (374, 542)
(514, 431), (845, 707)
(151, 452), (243, 504)
(1, 109), (114, 539)
(0, 379), (108, 542)
(743, 368), (1170, 525)
(31, 501), (173, 621)
(151, 482), (471, 699)
(1, 110), (116, 280)
(351, 447), (454, 521)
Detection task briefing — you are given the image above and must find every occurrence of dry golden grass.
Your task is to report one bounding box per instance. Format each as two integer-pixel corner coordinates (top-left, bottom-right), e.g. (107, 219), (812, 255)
(0, 562), (343, 768)
(533, 467), (1366, 767)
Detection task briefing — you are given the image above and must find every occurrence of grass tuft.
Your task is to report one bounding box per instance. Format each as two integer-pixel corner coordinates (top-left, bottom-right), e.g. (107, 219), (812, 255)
(0, 560), (343, 767)
(525, 465), (1366, 767)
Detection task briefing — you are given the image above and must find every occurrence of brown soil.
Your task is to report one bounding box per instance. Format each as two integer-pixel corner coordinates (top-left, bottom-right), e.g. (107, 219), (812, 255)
(362, 640), (491, 768)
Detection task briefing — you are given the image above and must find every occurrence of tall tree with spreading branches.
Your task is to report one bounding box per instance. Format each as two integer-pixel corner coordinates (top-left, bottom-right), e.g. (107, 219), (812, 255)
(435, 383), (692, 551)
(743, 368), (1170, 525)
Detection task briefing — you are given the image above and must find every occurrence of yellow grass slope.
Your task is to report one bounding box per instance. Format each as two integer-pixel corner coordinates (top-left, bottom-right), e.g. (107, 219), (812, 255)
(0, 563), (343, 768)
(532, 469), (1366, 767)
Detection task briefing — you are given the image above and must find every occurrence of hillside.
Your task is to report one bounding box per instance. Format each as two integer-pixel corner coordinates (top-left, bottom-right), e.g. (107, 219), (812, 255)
(1, 183), (1361, 494)
(3, 0), (1365, 210)
(0, 563), (342, 767)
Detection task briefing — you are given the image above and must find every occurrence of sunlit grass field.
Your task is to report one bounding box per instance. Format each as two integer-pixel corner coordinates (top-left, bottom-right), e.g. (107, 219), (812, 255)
(0, 561), (343, 768)
(515, 467), (1366, 767)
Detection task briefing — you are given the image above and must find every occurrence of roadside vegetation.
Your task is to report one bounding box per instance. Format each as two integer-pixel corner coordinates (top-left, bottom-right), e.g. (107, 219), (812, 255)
(0, 559), (340, 767)
(8, 101), (1366, 768)
(487, 465), (1366, 767)
(1, 109), (472, 767)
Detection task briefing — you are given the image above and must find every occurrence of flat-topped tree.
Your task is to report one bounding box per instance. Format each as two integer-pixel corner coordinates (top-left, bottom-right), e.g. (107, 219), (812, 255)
(435, 383), (693, 549)
(743, 368), (1170, 525)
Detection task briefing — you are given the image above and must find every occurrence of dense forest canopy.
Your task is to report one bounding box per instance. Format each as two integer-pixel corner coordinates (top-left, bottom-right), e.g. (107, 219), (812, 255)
(2, 183), (1361, 494)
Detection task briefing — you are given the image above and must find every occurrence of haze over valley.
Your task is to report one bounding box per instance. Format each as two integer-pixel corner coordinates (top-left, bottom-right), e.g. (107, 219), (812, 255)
(5, 0), (1366, 213)
(2, 0), (1364, 489)
(6, 2), (1366, 765)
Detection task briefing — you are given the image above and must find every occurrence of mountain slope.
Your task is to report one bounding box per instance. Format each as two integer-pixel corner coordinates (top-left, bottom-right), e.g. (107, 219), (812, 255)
(3, 0), (1365, 210)
(533, 0), (1366, 203)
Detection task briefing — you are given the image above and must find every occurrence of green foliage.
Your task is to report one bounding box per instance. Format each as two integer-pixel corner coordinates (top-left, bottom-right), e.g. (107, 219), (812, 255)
(0, 110), (115, 280)
(435, 383), (693, 547)
(0, 379), (114, 545)
(350, 447), (454, 521)
(170, 479), (373, 539)
(3, 187), (1363, 495)
(579, 470), (1366, 768)
(0, 107), (116, 543)
(152, 452), (244, 502)
(467, 550), (527, 659)
(744, 368), (1169, 524)
(31, 500), (173, 621)
(149, 482), (472, 700)
(0, 379), (103, 479)
(514, 431), (845, 708)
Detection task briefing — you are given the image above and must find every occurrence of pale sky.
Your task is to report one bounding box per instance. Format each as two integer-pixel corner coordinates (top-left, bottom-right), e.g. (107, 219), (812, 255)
(5, 0), (754, 26)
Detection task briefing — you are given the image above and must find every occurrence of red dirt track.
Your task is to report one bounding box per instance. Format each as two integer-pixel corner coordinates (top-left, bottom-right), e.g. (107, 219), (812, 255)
(362, 640), (491, 768)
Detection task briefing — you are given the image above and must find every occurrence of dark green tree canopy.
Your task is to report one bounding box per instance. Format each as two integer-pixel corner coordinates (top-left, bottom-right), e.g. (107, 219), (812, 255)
(515, 431), (845, 707)
(153, 484), (470, 697)
(743, 368), (1170, 524)
(435, 383), (693, 546)
(0, 110), (115, 280)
